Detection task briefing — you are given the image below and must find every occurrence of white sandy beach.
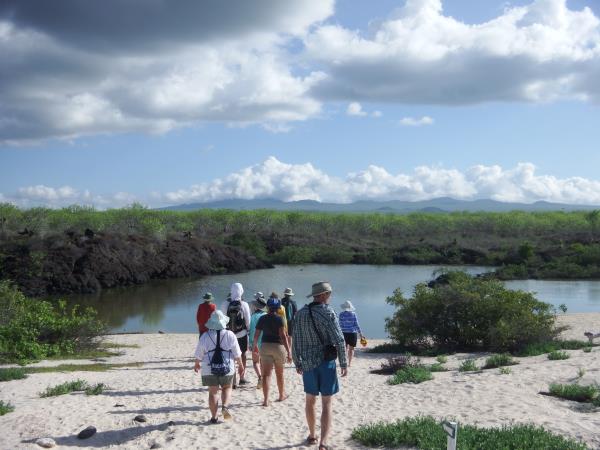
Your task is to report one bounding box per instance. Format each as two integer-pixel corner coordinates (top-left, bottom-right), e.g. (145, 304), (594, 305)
(1, 313), (600, 450)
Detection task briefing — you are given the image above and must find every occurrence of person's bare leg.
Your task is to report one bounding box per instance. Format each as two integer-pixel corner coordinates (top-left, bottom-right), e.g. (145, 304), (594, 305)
(274, 362), (287, 401)
(320, 395), (333, 447)
(305, 394), (317, 442)
(208, 386), (219, 420)
(347, 345), (354, 367)
(252, 353), (262, 380)
(241, 353), (247, 377)
(221, 385), (233, 419)
(261, 361), (274, 406)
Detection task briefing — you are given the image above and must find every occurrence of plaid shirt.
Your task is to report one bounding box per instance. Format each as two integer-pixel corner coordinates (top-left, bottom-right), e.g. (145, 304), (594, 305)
(292, 302), (347, 371)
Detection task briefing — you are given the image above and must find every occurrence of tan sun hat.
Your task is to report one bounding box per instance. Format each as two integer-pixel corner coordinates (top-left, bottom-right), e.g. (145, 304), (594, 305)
(307, 281), (332, 298)
(283, 287), (295, 296)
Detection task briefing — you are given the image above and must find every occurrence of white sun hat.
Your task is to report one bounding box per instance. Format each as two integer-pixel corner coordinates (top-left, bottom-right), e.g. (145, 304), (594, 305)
(340, 300), (356, 312)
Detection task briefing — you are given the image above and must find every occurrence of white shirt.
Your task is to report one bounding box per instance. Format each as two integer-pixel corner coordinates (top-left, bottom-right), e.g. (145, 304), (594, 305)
(219, 300), (251, 338)
(194, 329), (241, 376)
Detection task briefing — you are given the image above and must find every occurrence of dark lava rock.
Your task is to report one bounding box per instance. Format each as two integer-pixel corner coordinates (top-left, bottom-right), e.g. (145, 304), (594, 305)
(113, 403), (125, 407)
(134, 415), (147, 423)
(167, 421), (175, 426)
(77, 426), (97, 440)
(150, 444), (162, 449)
(158, 330), (165, 334)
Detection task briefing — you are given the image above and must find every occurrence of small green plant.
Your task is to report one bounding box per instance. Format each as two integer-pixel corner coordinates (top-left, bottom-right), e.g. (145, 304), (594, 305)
(499, 367), (512, 375)
(389, 366), (433, 385)
(39, 379), (89, 398)
(482, 353), (518, 369)
(548, 350), (570, 361)
(558, 304), (568, 314)
(583, 346), (592, 353)
(548, 383), (598, 403)
(0, 400), (15, 416)
(0, 367), (27, 382)
(85, 383), (108, 395)
(458, 359), (478, 372)
(577, 368), (586, 379)
(428, 363), (448, 372)
(436, 355), (448, 364)
(351, 416), (587, 449)
(517, 340), (592, 357)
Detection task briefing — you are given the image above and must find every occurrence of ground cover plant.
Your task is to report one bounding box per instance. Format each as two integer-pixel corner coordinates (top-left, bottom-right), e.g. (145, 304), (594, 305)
(427, 362), (448, 372)
(516, 340), (594, 357)
(40, 379), (89, 397)
(459, 359), (479, 372)
(0, 367), (27, 381)
(436, 355), (448, 364)
(0, 281), (106, 363)
(351, 416), (588, 450)
(482, 353), (518, 369)
(385, 271), (562, 354)
(389, 366), (433, 385)
(547, 383), (599, 404)
(0, 400), (15, 415)
(84, 383), (108, 395)
(548, 350), (570, 360)
(21, 362), (142, 374)
(499, 367), (512, 375)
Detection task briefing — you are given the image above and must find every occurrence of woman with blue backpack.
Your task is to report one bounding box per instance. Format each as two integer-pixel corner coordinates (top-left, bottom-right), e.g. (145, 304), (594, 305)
(194, 310), (244, 424)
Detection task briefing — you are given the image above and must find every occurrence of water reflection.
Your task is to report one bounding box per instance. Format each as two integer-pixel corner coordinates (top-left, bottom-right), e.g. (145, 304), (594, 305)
(67, 265), (491, 338)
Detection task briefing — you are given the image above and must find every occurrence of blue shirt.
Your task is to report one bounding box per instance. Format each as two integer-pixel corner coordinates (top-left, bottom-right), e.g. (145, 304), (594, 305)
(339, 310), (361, 334)
(249, 310), (266, 348)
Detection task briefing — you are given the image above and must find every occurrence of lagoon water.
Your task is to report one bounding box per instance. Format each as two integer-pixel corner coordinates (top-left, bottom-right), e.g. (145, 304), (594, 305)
(68, 265), (600, 338)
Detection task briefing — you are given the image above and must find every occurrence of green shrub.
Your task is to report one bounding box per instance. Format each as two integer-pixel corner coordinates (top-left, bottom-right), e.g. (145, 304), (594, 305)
(548, 350), (570, 361)
(0, 400), (15, 415)
(548, 383), (598, 403)
(483, 353), (518, 369)
(389, 366), (433, 385)
(40, 379), (88, 397)
(385, 271), (561, 353)
(499, 367), (512, 375)
(351, 416), (587, 450)
(85, 383), (108, 395)
(583, 346), (592, 353)
(516, 340), (591, 357)
(0, 367), (27, 381)
(436, 355), (448, 364)
(428, 362), (448, 372)
(0, 281), (106, 363)
(459, 359), (479, 372)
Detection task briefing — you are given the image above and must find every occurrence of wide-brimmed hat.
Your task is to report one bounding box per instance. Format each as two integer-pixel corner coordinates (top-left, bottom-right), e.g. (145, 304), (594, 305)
(253, 296), (267, 310)
(340, 300), (355, 311)
(254, 291), (265, 300)
(203, 292), (213, 301)
(283, 287), (294, 296)
(205, 310), (229, 331)
(306, 281), (332, 298)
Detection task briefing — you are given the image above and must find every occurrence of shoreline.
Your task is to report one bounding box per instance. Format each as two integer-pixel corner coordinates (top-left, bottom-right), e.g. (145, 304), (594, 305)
(1, 313), (599, 449)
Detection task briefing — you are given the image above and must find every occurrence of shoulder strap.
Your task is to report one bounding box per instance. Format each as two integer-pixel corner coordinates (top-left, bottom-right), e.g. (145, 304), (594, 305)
(308, 305), (325, 345)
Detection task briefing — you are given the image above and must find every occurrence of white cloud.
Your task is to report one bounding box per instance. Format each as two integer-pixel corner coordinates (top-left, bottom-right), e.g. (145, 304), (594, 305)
(158, 157), (600, 205)
(399, 116), (434, 126)
(5, 158), (600, 208)
(346, 102), (367, 116)
(306, 0), (600, 104)
(372, 110), (383, 118)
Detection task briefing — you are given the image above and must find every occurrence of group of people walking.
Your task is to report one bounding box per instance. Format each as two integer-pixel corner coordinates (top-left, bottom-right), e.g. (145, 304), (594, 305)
(193, 281), (365, 450)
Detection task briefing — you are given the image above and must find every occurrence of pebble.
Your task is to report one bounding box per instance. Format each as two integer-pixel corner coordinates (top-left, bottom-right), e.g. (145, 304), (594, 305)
(35, 438), (56, 448)
(134, 415), (147, 423)
(77, 426), (97, 440)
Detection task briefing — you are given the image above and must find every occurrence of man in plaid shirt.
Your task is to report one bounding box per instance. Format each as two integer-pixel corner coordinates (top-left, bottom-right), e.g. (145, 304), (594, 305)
(292, 281), (347, 450)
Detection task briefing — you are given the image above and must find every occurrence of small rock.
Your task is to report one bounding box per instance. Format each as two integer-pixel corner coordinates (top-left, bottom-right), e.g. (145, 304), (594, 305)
(77, 426), (97, 440)
(150, 444), (162, 449)
(158, 330), (165, 334)
(167, 421), (175, 426)
(113, 403), (125, 407)
(134, 415), (147, 423)
(36, 437), (56, 448)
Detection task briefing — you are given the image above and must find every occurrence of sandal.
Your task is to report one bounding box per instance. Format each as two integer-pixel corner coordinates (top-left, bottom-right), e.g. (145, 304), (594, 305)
(221, 406), (232, 420)
(306, 436), (318, 445)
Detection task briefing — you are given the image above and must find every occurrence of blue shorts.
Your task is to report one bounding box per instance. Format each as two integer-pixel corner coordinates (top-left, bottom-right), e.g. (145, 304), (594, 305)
(302, 360), (339, 396)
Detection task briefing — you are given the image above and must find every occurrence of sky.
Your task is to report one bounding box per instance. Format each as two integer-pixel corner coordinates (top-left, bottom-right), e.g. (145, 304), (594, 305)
(1, 0), (600, 208)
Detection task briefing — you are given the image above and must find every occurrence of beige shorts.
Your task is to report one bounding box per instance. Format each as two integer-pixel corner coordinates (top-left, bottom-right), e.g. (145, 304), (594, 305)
(260, 343), (286, 365)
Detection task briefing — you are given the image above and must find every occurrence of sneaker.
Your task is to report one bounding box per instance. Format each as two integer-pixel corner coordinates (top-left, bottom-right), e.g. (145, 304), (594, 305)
(222, 406), (232, 420)
(210, 417), (218, 424)
(238, 378), (250, 385)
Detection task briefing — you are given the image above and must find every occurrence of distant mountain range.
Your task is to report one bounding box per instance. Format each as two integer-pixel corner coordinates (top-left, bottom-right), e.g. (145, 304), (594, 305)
(158, 197), (600, 213)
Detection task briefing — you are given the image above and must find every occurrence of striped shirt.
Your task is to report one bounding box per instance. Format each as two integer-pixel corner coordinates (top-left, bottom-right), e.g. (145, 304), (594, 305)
(292, 302), (347, 371)
(339, 311), (362, 334)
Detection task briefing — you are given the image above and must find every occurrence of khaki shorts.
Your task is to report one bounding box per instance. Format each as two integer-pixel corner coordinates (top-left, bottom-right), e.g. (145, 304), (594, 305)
(201, 374), (234, 387)
(260, 343), (286, 365)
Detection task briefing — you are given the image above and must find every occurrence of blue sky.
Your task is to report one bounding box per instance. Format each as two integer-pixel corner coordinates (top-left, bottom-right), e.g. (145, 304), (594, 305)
(1, 0), (600, 207)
